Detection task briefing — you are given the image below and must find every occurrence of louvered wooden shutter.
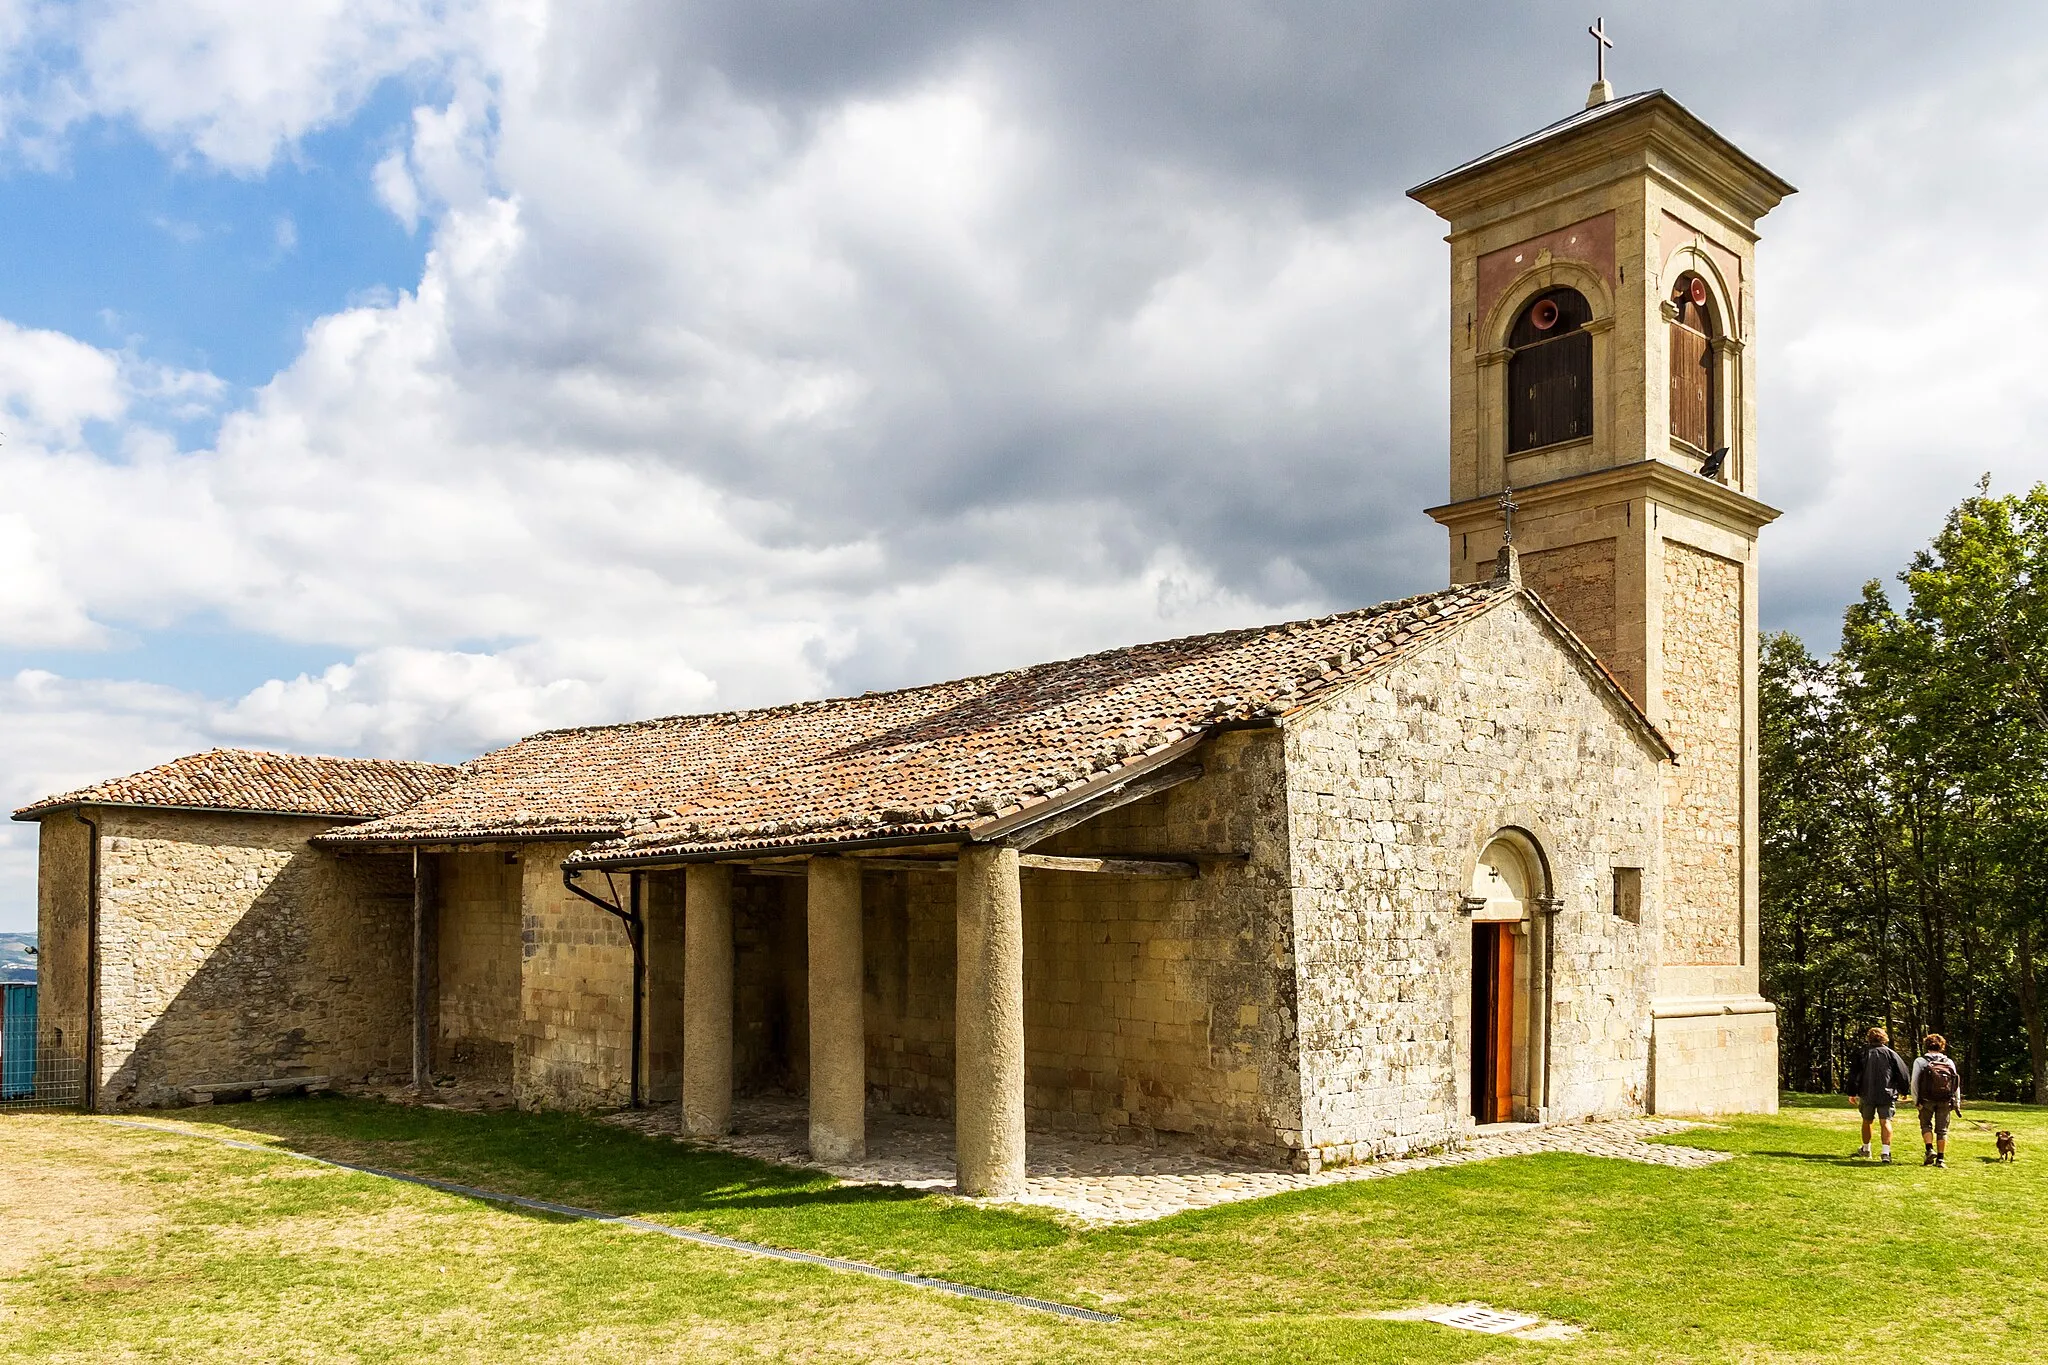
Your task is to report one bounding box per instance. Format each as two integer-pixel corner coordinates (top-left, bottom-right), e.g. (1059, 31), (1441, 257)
(1508, 330), (1593, 453)
(1668, 319), (1712, 449)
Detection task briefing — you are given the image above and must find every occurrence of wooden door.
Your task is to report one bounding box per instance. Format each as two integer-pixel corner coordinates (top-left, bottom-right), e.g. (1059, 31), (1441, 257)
(1490, 925), (1515, 1122)
(1471, 922), (1517, 1123)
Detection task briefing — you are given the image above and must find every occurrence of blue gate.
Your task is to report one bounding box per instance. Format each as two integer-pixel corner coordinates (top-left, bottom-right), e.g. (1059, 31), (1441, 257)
(0, 985), (34, 1099)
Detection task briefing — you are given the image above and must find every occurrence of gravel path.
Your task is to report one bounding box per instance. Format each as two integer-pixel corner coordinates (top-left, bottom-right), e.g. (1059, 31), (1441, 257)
(607, 1097), (1731, 1225)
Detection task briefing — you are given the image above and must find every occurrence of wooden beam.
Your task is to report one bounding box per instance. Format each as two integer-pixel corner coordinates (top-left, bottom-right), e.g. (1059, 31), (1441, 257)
(987, 759), (1205, 850)
(1016, 853), (1197, 879)
(735, 862), (807, 877)
(856, 858), (960, 874)
(743, 856), (962, 876)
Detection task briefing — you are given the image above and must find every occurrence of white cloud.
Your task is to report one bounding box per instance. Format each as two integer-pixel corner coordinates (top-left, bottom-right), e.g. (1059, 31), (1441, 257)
(0, 317), (125, 444)
(372, 146), (422, 231)
(0, 515), (105, 648)
(1758, 48), (2048, 641)
(26, 0), (489, 172)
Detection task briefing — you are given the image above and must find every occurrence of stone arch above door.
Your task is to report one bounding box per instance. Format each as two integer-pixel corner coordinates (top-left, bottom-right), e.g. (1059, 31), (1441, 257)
(1466, 829), (1547, 922)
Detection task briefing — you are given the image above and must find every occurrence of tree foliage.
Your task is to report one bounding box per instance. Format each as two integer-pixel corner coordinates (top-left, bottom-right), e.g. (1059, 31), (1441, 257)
(1762, 480), (2048, 1101)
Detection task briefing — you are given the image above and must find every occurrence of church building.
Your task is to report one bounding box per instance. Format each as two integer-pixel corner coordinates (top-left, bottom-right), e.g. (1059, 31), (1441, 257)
(15, 83), (1790, 1195)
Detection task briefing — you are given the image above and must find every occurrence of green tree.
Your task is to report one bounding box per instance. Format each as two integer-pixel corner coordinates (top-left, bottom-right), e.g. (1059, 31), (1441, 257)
(1761, 480), (2048, 1102)
(1894, 480), (2048, 1101)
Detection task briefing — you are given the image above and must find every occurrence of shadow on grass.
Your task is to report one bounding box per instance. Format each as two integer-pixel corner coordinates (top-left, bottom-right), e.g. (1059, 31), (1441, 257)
(168, 1094), (1069, 1252)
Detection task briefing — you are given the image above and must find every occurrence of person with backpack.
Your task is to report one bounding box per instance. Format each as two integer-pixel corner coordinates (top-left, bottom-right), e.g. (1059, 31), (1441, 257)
(1851, 1026), (1912, 1163)
(1911, 1033), (1964, 1168)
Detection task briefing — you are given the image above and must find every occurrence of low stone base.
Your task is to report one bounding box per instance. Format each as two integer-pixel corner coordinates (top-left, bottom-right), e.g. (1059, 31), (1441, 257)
(181, 1075), (330, 1106)
(1648, 1000), (1778, 1115)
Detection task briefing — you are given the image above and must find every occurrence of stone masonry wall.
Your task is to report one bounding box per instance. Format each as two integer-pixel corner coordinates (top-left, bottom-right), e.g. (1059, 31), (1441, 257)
(435, 850), (521, 1083)
(1659, 542), (1744, 967)
(1284, 597), (1664, 1167)
(865, 868), (956, 1117)
(643, 870), (685, 1103)
(517, 843), (635, 1109)
(1021, 729), (1299, 1158)
(32, 815), (92, 1095)
(1651, 1010), (1779, 1115)
(733, 873), (808, 1095)
(89, 809), (413, 1109)
(1520, 539), (1621, 694)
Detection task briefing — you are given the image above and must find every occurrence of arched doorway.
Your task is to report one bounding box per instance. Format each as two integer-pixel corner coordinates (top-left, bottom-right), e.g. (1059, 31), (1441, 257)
(1467, 834), (1545, 1125)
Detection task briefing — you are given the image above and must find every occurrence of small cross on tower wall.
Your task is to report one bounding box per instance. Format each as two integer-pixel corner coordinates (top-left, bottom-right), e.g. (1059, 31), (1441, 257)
(1491, 485), (1522, 584)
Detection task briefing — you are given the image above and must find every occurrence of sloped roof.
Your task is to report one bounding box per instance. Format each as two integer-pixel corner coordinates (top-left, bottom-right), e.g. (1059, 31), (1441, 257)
(12, 748), (462, 822)
(321, 574), (1665, 865)
(1408, 89), (1664, 197)
(1407, 88), (1794, 207)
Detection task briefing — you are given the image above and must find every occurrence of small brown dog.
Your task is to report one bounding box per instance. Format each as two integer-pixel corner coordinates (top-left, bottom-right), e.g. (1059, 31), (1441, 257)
(1996, 1130), (2017, 1162)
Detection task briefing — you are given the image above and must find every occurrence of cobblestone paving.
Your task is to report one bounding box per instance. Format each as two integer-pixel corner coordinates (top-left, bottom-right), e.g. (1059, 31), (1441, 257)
(606, 1097), (1732, 1225)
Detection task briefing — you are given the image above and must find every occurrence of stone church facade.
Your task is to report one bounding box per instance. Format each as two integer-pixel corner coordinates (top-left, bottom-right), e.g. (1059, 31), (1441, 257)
(15, 86), (1787, 1193)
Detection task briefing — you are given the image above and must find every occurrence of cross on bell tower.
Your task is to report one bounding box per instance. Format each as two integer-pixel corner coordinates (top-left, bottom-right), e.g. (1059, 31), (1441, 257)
(1586, 17), (1614, 107)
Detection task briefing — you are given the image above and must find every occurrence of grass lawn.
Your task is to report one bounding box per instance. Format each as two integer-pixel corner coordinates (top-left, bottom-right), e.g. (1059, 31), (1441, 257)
(1, 1093), (2043, 1363)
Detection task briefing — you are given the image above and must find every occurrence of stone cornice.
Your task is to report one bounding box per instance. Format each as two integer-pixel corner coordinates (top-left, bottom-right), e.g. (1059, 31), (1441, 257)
(1410, 92), (1795, 233)
(1426, 459), (1781, 537)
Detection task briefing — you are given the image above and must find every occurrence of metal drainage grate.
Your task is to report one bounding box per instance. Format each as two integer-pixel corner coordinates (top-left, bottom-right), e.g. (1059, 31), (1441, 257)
(1425, 1305), (1539, 1335)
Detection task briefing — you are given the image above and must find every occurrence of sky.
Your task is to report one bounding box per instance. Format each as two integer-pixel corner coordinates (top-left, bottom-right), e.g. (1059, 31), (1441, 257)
(2, 2), (2045, 932)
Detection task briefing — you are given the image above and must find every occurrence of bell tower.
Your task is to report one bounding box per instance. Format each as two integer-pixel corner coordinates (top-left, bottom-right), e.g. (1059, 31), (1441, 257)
(1411, 89), (1794, 1115)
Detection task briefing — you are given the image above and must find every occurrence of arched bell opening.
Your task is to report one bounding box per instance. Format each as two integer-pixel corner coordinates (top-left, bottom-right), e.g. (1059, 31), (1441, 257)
(1505, 287), (1595, 454)
(1465, 831), (1553, 1125)
(1667, 271), (1718, 453)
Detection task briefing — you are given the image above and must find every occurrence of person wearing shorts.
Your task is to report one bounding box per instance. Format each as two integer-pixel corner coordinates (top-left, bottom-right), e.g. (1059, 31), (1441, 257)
(1911, 1033), (1964, 1168)
(1852, 1027), (1911, 1163)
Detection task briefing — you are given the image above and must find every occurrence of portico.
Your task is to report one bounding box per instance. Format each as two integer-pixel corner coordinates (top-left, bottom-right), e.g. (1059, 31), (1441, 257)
(588, 750), (1237, 1199)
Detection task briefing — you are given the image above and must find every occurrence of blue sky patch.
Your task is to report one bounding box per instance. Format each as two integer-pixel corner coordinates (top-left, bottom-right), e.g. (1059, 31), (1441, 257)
(1, 83), (428, 390)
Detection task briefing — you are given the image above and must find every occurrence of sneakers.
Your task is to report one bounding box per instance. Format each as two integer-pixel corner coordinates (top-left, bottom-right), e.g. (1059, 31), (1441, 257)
(1923, 1150), (1937, 1166)
(1881, 1152), (1893, 1164)
(1935, 1154), (1947, 1169)
(1855, 1144), (1871, 1158)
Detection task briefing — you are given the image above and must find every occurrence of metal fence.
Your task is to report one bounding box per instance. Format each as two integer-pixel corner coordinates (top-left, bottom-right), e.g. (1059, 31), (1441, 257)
(0, 985), (86, 1111)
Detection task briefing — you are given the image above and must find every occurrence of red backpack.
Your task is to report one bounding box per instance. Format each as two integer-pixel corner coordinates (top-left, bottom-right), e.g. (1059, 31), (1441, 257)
(1921, 1055), (1960, 1106)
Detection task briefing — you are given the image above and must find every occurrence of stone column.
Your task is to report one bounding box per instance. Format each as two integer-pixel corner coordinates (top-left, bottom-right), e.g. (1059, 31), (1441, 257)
(806, 856), (865, 1162)
(955, 845), (1025, 1197)
(682, 863), (734, 1137)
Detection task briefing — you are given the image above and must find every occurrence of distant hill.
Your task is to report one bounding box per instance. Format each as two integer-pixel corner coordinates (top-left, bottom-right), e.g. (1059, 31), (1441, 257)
(0, 933), (35, 984)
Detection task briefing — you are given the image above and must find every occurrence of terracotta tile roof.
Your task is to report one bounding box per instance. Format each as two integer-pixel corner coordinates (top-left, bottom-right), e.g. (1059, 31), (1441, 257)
(11, 748), (462, 822)
(324, 576), (1659, 864)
